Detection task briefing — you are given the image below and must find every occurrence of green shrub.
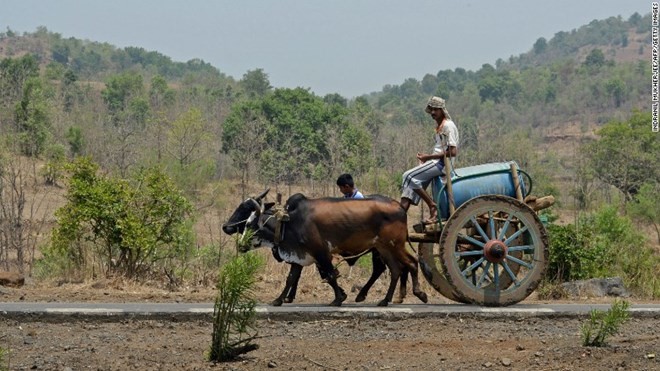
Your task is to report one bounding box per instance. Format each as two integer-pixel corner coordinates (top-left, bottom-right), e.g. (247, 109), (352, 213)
(581, 299), (630, 347)
(546, 223), (601, 281)
(547, 206), (660, 298)
(49, 157), (194, 281)
(208, 252), (264, 362)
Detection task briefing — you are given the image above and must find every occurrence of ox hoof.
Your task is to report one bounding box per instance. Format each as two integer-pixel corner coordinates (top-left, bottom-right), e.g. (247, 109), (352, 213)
(271, 299), (284, 307)
(355, 294), (366, 303)
(414, 291), (428, 304)
(377, 299), (389, 307)
(330, 291), (347, 306)
(283, 297), (294, 304)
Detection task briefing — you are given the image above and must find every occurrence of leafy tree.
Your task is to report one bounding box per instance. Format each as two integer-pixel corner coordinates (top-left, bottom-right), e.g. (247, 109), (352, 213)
(533, 37), (547, 54)
(61, 69), (78, 112)
(626, 183), (660, 243)
(221, 100), (267, 193)
(323, 93), (347, 107)
(51, 42), (70, 64)
(240, 68), (271, 98)
(585, 111), (660, 201)
(42, 143), (66, 186)
(0, 54), (39, 105)
(583, 48), (605, 68)
(224, 88), (349, 186)
(167, 107), (211, 167)
(148, 75), (175, 161)
(14, 76), (51, 156)
(149, 75), (175, 108)
(604, 77), (625, 107)
(101, 72), (150, 175)
(66, 126), (84, 156)
(101, 72), (147, 124)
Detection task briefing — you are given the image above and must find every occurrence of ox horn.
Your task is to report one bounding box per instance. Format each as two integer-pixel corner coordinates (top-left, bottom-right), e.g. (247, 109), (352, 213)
(255, 188), (270, 201)
(248, 198), (262, 217)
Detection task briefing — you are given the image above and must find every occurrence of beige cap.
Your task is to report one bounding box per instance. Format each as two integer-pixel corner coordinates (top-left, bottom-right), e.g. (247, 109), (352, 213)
(425, 96), (451, 120)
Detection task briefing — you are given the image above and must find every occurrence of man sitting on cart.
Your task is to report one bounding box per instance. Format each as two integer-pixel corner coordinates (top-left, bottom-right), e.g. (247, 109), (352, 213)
(400, 96), (459, 224)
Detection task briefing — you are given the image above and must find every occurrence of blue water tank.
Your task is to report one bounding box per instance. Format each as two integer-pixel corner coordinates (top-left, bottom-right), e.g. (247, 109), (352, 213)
(432, 161), (527, 220)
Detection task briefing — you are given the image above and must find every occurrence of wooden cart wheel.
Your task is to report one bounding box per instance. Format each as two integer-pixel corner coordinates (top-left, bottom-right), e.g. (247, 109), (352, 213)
(439, 195), (548, 306)
(418, 242), (464, 303)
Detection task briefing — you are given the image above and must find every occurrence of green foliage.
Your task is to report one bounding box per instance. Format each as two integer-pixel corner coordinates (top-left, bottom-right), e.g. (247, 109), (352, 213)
(547, 223), (600, 281)
(41, 143), (66, 186)
(101, 72), (148, 125)
(149, 75), (175, 108)
(208, 252), (264, 362)
(48, 157), (194, 280)
(585, 111), (660, 201)
(14, 76), (52, 156)
(0, 54), (39, 102)
(240, 68), (272, 98)
(66, 126), (84, 156)
(626, 183), (660, 244)
(583, 48), (606, 68)
(222, 88), (372, 186)
(167, 107), (211, 166)
(547, 206), (660, 298)
(581, 299), (630, 347)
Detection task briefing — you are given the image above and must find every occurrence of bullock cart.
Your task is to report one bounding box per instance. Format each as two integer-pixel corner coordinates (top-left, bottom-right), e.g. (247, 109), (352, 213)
(409, 160), (554, 306)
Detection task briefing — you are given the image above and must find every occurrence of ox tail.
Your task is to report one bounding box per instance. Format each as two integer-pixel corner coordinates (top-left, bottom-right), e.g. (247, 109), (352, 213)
(406, 236), (418, 255)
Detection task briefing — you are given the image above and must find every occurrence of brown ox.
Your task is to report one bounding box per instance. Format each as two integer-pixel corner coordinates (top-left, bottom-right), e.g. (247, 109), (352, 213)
(222, 190), (427, 306)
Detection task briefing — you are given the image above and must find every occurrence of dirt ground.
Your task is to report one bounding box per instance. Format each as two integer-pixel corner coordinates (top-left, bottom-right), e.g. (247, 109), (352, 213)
(1, 271), (659, 371)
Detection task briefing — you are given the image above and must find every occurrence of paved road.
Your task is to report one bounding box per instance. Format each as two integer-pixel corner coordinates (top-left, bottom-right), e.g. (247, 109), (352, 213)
(2, 302), (660, 321)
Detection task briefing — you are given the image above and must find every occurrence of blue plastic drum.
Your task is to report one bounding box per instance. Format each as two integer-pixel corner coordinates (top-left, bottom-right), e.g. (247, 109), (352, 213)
(432, 161), (527, 220)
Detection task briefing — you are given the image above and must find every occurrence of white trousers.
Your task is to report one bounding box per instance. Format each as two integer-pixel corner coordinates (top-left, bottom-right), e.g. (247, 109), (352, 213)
(401, 161), (444, 206)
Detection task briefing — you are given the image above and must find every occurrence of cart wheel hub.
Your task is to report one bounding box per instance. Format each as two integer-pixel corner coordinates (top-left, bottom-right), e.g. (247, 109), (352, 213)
(484, 240), (508, 263)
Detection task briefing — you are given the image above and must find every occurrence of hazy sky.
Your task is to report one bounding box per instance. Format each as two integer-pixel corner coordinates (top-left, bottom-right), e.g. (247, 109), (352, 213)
(0, 0), (651, 97)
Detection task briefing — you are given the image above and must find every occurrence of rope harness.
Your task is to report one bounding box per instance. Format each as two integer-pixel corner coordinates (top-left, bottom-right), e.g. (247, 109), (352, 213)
(272, 207), (289, 246)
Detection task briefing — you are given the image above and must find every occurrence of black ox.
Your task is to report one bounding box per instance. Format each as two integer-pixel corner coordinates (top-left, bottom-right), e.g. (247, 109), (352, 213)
(221, 189), (428, 307)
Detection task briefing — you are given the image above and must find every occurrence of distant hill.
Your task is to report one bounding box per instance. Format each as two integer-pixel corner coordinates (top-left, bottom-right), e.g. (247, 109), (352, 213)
(0, 13), (650, 94)
(0, 26), (233, 84)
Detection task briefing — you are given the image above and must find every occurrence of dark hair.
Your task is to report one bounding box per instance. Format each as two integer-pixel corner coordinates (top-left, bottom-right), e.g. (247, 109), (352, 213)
(336, 173), (355, 187)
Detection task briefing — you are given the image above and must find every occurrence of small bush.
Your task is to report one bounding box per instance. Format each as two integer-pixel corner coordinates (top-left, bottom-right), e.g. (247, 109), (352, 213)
(547, 206), (660, 298)
(581, 299), (630, 347)
(208, 252), (264, 362)
(546, 223), (601, 281)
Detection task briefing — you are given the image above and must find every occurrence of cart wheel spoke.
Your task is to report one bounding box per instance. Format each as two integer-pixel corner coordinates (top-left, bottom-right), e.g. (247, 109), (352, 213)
(504, 225), (528, 245)
(497, 213), (515, 241)
(505, 254), (533, 269)
(470, 216), (489, 241)
(455, 250), (484, 257)
(507, 244), (535, 253)
(461, 257), (485, 277)
(501, 261), (520, 286)
(488, 211), (496, 240)
(476, 261), (492, 287)
(458, 232), (485, 248)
